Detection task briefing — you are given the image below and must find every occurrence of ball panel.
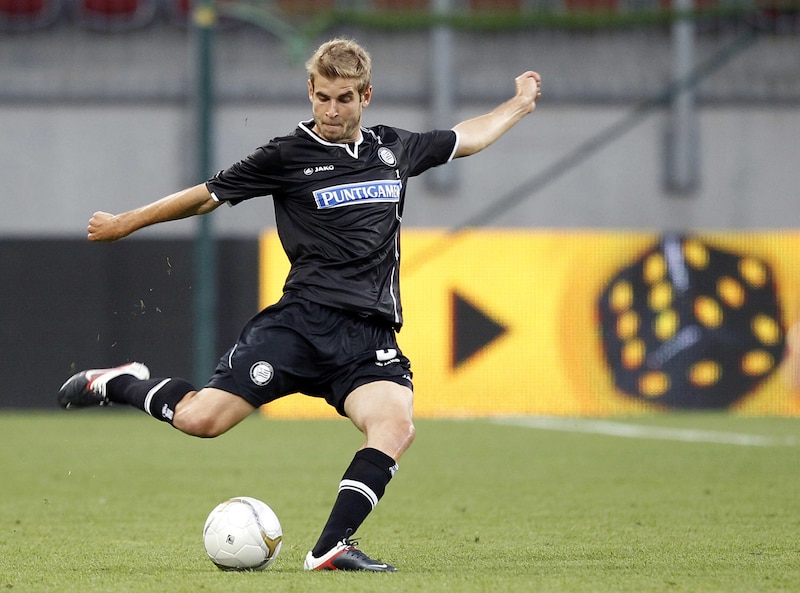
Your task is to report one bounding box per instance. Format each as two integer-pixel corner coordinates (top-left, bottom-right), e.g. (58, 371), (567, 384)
(202, 496), (283, 571)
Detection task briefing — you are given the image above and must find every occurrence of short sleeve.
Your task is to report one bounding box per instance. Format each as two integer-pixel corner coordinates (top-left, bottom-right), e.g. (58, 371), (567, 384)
(395, 128), (458, 177)
(206, 143), (284, 206)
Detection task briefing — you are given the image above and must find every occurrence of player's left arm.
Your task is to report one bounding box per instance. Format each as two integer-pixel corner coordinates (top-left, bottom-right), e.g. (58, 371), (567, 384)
(452, 71), (541, 158)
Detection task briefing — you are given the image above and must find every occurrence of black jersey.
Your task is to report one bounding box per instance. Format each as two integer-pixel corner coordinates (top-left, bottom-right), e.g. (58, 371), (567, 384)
(206, 120), (458, 328)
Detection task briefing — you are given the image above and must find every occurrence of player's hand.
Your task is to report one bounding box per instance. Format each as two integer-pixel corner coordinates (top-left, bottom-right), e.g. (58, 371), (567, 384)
(515, 71), (542, 114)
(87, 211), (128, 242)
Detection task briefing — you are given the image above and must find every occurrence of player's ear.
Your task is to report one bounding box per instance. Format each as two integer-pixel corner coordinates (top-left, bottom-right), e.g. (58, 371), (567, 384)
(307, 79), (314, 102)
(361, 85), (372, 107)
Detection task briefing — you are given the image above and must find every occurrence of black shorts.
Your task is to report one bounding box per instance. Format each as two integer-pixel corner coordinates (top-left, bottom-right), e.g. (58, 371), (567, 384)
(205, 293), (413, 416)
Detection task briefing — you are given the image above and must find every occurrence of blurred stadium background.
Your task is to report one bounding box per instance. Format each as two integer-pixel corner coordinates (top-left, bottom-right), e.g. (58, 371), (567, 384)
(1, 0), (798, 414)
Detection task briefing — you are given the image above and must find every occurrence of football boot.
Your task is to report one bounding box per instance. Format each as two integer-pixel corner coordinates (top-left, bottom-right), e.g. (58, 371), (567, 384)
(58, 362), (150, 408)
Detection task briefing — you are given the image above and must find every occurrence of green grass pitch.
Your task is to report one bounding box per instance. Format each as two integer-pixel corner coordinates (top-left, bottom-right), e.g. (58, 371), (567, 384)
(1, 410), (799, 592)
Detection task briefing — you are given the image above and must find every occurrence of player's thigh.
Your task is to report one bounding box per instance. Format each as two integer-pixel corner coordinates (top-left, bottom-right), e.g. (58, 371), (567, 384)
(344, 381), (415, 460)
(173, 387), (256, 438)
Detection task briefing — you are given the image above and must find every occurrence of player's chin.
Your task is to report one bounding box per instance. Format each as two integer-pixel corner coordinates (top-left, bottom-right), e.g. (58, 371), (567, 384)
(318, 124), (351, 143)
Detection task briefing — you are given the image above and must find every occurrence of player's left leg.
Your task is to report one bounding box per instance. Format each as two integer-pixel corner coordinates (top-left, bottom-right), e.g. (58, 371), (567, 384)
(344, 380), (416, 460)
(304, 380), (414, 571)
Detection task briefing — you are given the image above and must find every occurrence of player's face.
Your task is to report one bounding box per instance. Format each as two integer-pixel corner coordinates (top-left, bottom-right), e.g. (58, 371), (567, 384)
(308, 75), (371, 144)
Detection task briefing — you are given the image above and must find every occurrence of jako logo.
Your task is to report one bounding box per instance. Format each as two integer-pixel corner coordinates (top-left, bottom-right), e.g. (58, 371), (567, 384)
(304, 164), (335, 175)
(314, 180), (402, 209)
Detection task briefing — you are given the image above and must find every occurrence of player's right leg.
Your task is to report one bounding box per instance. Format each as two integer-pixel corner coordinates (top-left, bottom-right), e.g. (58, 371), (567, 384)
(58, 362), (151, 408)
(58, 363), (254, 437)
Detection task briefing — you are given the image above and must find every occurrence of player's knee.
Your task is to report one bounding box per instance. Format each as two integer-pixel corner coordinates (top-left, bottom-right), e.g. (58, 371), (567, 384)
(382, 404), (416, 455)
(388, 417), (416, 456)
(403, 421), (416, 453)
(401, 418), (416, 446)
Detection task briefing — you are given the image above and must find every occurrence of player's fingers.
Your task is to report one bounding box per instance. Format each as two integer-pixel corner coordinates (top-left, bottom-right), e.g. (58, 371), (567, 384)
(531, 73), (542, 99)
(87, 211), (111, 241)
(517, 71), (541, 84)
(516, 71), (541, 97)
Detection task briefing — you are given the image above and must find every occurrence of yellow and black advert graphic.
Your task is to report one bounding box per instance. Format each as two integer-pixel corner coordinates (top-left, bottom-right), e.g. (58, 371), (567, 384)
(598, 234), (785, 409)
(259, 229), (800, 418)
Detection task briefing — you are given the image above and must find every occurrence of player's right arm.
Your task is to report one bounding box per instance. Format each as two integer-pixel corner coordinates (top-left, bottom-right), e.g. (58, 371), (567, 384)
(87, 183), (221, 242)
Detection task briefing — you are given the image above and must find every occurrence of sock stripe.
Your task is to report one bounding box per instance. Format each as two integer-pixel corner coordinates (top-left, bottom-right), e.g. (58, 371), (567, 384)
(339, 479), (379, 509)
(143, 378), (171, 417)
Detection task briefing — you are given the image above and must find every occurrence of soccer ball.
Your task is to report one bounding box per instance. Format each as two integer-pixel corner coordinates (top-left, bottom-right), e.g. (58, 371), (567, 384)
(202, 496), (283, 571)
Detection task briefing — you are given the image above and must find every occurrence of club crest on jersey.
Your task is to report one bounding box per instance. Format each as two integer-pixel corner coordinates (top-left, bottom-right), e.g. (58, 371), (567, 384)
(314, 179), (402, 209)
(378, 147), (397, 167)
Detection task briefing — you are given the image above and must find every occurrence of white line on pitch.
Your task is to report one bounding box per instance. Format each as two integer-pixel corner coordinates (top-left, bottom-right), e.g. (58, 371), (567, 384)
(490, 416), (797, 447)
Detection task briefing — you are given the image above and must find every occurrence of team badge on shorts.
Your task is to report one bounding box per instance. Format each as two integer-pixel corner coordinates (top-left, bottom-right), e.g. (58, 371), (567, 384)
(249, 361), (274, 386)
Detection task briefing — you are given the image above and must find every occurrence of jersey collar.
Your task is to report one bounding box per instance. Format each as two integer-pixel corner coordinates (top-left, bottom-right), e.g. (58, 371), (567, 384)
(298, 120), (365, 159)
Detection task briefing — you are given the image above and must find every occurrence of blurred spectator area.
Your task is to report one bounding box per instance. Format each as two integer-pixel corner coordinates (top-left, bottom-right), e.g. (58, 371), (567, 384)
(1, 0), (798, 32)
(1, 0), (798, 105)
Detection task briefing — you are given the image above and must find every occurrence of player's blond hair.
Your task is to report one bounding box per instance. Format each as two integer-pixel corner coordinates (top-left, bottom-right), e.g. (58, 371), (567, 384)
(306, 38), (372, 97)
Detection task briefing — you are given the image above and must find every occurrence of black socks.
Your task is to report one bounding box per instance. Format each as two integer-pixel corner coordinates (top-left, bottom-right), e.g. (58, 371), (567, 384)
(106, 375), (194, 424)
(311, 447), (399, 557)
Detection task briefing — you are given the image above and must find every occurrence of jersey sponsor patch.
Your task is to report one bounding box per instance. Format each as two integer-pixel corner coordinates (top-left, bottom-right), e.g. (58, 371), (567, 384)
(313, 179), (402, 210)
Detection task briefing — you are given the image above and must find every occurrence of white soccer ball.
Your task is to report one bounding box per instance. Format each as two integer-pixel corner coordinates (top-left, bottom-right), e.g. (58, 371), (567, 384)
(202, 496), (283, 571)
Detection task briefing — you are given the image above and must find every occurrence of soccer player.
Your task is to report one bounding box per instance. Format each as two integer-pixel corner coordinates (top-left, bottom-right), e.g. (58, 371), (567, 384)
(59, 38), (541, 572)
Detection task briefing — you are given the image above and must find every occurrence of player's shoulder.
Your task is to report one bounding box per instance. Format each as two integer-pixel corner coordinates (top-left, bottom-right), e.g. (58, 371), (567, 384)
(259, 121), (321, 147)
(363, 124), (417, 145)
(267, 125), (308, 147)
(253, 124), (319, 162)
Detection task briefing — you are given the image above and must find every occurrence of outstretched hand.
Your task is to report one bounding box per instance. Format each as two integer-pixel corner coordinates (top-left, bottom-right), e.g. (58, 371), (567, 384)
(87, 211), (127, 242)
(515, 71), (542, 114)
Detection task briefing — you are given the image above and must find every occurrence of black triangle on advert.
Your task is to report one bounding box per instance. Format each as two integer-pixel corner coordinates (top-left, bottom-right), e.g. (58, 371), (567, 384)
(451, 291), (508, 369)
